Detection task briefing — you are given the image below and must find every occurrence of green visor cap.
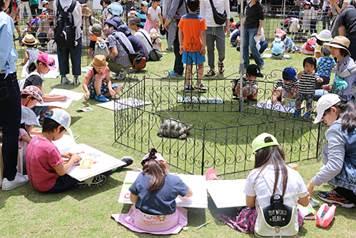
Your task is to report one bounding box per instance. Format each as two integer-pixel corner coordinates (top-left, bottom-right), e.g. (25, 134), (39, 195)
(251, 133), (280, 153)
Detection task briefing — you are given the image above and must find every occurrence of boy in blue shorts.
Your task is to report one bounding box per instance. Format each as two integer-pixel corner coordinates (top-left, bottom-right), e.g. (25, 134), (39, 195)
(178, 0), (207, 92)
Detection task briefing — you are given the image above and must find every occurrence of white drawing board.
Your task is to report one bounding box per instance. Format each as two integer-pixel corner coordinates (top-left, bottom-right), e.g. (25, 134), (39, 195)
(118, 171), (208, 208)
(49, 88), (83, 101)
(207, 179), (247, 208)
(97, 98), (151, 111)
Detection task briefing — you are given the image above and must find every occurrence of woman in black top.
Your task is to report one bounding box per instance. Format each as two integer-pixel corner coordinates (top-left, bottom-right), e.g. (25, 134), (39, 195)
(242, 0), (264, 69)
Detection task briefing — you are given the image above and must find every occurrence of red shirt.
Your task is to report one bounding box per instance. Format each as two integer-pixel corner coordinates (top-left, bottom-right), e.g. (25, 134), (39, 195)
(178, 14), (207, 52)
(26, 136), (63, 192)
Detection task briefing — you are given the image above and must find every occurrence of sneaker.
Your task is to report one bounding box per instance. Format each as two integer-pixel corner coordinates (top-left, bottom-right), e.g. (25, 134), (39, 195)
(168, 70), (183, 78)
(184, 85), (193, 92)
(205, 69), (216, 77)
(73, 75), (80, 85)
(194, 83), (207, 92)
(95, 95), (110, 103)
(61, 76), (73, 85)
(318, 190), (355, 208)
(120, 156), (133, 168)
(2, 173), (28, 190)
(218, 62), (224, 75)
(80, 174), (107, 188)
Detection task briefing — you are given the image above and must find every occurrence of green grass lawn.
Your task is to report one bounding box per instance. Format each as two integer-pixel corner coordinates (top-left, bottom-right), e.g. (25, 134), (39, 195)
(0, 39), (355, 238)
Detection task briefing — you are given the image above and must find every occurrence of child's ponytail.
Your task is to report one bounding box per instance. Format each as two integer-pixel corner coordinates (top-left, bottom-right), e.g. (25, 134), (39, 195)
(142, 148), (167, 192)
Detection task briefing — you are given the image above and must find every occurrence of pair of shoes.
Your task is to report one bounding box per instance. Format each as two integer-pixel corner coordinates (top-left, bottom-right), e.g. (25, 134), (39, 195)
(318, 190), (355, 208)
(79, 174), (107, 188)
(2, 173), (28, 190)
(73, 75), (80, 85)
(218, 62), (224, 75)
(95, 94), (110, 103)
(316, 203), (336, 228)
(168, 70), (183, 78)
(61, 76), (73, 85)
(194, 83), (207, 92)
(184, 85), (193, 92)
(205, 69), (216, 77)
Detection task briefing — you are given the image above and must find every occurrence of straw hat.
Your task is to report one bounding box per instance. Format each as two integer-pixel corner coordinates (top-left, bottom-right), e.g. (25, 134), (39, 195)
(324, 36), (351, 55)
(22, 34), (39, 46)
(91, 55), (108, 68)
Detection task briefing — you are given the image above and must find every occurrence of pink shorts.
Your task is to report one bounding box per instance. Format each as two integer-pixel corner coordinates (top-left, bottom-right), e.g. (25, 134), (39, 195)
(112, 206), (188, 235)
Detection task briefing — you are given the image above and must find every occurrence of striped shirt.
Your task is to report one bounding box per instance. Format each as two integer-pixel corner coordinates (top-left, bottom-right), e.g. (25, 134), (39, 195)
(299, 72), (317, 95)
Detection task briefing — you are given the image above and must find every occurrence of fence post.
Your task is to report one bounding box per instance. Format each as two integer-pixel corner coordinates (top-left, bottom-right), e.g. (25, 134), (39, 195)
(316, 123), (322, 160)
(201, 124), (206, 175)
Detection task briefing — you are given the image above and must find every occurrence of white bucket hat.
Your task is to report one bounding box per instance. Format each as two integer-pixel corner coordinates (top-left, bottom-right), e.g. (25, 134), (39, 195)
(21, 106), (40, 126)
(314, 94), (341, 124)
(312, 30), (332, 42)
(45, 109), (73, 136)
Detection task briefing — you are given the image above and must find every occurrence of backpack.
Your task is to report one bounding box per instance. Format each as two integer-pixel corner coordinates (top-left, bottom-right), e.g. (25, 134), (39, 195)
(54, 0), (77, 48)
(94, 39), (109, 57)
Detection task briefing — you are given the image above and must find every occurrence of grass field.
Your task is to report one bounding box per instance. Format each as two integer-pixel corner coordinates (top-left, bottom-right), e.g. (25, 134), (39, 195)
(0, 38), (355, 238)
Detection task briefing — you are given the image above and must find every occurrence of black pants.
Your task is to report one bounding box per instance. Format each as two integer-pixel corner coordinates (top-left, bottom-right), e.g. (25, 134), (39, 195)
(0, 73), (21, 181)
(349, 35), (356, 61)
(173, 23), (184, 75)
(47, 174), (79, 193)
(335, 187), (356, 204)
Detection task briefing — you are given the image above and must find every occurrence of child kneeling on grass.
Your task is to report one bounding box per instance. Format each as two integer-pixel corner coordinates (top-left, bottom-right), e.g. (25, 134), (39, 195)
(178, 0), (207, 92)
(25, 109), (109, 193)
(222, 133), (309, 236)
(82, 55), (123, 103)
(116, 148), (193, 235)
(232, 64), (263, 101)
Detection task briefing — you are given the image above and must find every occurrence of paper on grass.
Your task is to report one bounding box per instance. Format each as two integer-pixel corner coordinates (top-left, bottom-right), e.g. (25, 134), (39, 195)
(118, 171), (208, 208)
(256, 100), (295, 113)
(53, 138), (126, 182)
(207, 179), (247, 208)
(97, 98), (151, 111)
(36, 89), (83, 109)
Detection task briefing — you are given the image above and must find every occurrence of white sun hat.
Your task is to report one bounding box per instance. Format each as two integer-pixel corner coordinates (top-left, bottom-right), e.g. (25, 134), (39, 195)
(314, 94), (341, 124)
(44, 108), (73, 136)
(312, 30), (332, 42)
(21, 106), (40, 127)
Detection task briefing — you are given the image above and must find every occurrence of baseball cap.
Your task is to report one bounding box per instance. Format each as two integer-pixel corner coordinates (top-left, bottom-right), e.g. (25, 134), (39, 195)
(141, 151), (166, 166)
(44, 109), (72, 136)
(105, 16), (123, 30)
(37, 52), (55, 70)
(21, 106), (40, 126)
(141, 1), (148, 6)
(251, 133), (280, 153)
(128, 17), (141, 26)
(108, 2), (123, 16)
(282, 67), (298, 81)
(21, 85), (43, 104)
(314, 94), (340, 124)
(246, 64), (263, 77)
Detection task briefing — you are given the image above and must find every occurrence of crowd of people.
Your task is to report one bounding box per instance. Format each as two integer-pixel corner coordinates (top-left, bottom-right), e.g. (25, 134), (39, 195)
(0, 0), (355, 237)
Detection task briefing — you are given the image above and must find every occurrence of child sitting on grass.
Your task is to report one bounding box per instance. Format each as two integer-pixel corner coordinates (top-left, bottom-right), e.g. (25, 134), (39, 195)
(116, 148), (192, 234)
(222, 133), (309, 236)
(233, 64), (263, 101)
(178, 0), (207, 92)
(21, 34), (39, 74)
(272, 67), (299, 106)
(25, 109), (108, 193)
(294, 57), (323, 119)
(316, 46), (335, 89)
(82, 55), (123, 102)
(89, 23), (109, 58)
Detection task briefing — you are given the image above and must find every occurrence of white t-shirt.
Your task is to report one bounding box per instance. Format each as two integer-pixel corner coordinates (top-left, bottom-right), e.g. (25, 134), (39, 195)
(200, 0), (230, 27)
(135, 29), (153, 54)
(244, 163), (308, 237)
(148, 6), (161, 22)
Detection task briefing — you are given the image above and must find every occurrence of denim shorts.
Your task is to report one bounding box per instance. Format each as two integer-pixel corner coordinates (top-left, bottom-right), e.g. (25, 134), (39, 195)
(182, 51), (205, 65)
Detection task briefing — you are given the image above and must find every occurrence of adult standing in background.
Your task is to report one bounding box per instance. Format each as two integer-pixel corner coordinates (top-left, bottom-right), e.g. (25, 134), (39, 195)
(330, 0), (356, 60)
(0, 0), (28, 190)
(162, 0), (175, 51)
(54, 0), (82, 85)
(164, 0), (187, 78)
(242, 0), (264, 69)
(200, 0), (230, 77)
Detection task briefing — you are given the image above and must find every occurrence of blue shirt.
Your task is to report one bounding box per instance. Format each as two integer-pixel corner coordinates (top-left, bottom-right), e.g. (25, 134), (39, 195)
(271, 40), (284, 55)
(129, 173), (189, 215)
(0, 11), (17, 74)
(317, 56), (336, 78)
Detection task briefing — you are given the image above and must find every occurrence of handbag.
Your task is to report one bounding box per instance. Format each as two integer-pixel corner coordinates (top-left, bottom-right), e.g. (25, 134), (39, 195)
(139, 31), (163, 61)
(208, 0), (227, 25)
(114, 34), (147, 70)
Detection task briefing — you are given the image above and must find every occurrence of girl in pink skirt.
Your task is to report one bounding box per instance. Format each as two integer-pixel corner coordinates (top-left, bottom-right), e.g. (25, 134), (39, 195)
(115, 148), (192, 235)
(144, 0), (162, 32)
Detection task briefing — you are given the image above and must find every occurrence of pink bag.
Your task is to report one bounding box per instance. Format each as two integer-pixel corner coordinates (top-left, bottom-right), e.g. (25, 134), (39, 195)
(316, 203), (336, 229)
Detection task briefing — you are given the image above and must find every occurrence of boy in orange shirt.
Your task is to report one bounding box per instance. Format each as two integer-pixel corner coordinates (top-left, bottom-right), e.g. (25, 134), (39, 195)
(178, 0), (207, 92)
